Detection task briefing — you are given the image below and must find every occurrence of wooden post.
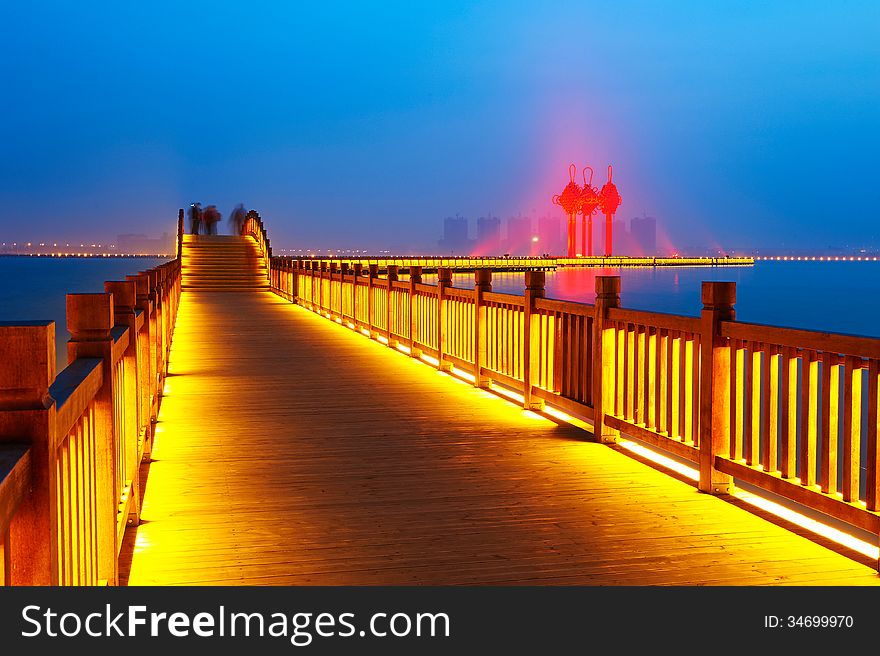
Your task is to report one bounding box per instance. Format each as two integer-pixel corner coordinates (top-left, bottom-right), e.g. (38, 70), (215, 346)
(698, 281), (736, 494)
(409, 266), (423, 358)
(437, 267), (453, 372)
(523, 271), (545, 410)
(0, 321), (57, 585)
(329, 262), (339, 319)
(368, 264), (379, 337)
(177, 209), (184, 259)
(104, 281), (141, 527)
(126, 273), (154, 458)
(387, 265), (399, 347)
(592, 276), (620, 443)
(474, 269), (493, 388)
(66, 293), (119, 585)
(340, 263), (350, 321)
(352, 264), (362, 326)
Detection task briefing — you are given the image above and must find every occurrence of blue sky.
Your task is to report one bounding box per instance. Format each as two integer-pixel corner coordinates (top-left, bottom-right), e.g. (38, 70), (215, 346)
(1, 1), (878, 252)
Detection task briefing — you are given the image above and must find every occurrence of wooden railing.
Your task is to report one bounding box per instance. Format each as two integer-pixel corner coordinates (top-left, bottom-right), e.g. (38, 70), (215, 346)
(290, 254), (753, 272)
(268, 253), (880, 553)
(0, 218), (182, 585)
(241, 210), (272, 283)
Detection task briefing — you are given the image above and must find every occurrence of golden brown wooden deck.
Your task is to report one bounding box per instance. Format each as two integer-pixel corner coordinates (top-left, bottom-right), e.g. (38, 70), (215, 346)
(121, 289), (880, 585)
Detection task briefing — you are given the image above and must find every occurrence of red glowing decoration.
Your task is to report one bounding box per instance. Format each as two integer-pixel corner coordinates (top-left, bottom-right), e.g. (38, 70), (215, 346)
(598, 165), (622, 256)
(580, 166), (600, 257)
(598, 165), (622, 215)
(552, 164), (582, 257)
(552, 162), (622, 257)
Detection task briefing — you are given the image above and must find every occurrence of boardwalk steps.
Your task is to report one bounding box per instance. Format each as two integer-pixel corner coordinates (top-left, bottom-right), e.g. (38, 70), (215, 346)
(181, 235), (268, 290)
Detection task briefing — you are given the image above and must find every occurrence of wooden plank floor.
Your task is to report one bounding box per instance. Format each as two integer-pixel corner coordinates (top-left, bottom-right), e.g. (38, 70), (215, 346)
(121, 290), (880, 585)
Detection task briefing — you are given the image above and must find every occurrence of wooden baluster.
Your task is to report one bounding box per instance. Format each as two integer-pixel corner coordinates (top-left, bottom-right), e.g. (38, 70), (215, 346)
(473, 269), (492, 388)
(104, 280), (141, 528)
(592, 276), (620, 443)
(436, 267), (453, 372)
(352, 263), (362, 327)
(66, 293), (118, 585)
(799, 350), (819, 488)
(820, 351), (839, 493)
(126, 273), (153, 459)
(523, 271), (545, 410)
(368, 264), (378, 337)
(762, 345), (779, 473)
(340, 263), (350, 319)
(779, 347), (797, 478)
(328, 262), (339, 319)
(387, 265), (399, 347)
(698, 281), (735, 495)
(409, 266), (423, 358)
(0, 322), (58, 584)
(866, 359), (879, 511)
(319, 261), (328, 312)
(730, 339), (744, 460)
(842, 356), (861, 502)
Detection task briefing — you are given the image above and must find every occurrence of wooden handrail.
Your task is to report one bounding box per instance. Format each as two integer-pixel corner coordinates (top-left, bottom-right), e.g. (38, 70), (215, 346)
(261, 224), (880, 554)
(0, 211), (183, 585)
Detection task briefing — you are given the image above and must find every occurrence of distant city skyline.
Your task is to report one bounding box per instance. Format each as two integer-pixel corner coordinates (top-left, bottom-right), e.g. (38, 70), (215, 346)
(1, 4), (877, 254)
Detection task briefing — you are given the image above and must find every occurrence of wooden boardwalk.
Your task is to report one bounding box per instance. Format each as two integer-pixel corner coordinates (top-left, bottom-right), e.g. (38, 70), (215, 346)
(122, 289), (880, 585)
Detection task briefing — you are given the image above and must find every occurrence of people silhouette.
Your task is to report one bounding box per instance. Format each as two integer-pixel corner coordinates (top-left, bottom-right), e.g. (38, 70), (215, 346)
(188, 202), (203, 235)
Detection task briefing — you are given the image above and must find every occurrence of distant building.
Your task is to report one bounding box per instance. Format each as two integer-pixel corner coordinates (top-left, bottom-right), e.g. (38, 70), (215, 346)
(505, 215), (533, 255)
(475, 215), (502, 255)
(629, 216), (657, 255)
(536, 215), (561, 256)
(437, 215), (471, 254)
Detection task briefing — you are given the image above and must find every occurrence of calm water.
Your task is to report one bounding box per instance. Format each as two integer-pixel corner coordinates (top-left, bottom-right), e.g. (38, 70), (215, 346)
(432, 261), (880, 339)
(0, 256), (170, 368)
(2, 258), (879, 369)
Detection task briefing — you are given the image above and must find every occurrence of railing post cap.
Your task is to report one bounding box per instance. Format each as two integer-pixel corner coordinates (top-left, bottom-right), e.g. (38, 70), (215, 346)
(368, 264), (379, 275)
(595, 275), (621, 296)
(104, 280), (137, 309)
(701, 281), (736, 308)
(475, 268), (492, 284)
(437, 267), (452, 283)
(0, 321), (56, 408)
(524, 270), (545, 290)
(67, 293), (114, 337)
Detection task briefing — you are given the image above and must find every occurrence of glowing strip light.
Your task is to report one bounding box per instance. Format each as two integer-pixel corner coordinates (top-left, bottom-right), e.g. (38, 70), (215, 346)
(290, 293), (880, 564)
(616, 440), (879, 561)
(734, 490), (879, 561)
(450, 366), (475, 384)
(618, 440), (699, 481)
(396, 344), (412, 355)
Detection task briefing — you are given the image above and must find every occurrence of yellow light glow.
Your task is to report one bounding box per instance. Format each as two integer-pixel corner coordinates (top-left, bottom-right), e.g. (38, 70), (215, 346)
(618, 440), (699, 481)
(360, 329), (371, 337)
(450, 367), (476, 383)
(396, 344), (412, 355)
(420, 354), (440, 367)
(492, 386), (525, 404)
(616, 439), (880, 562)
(377, 336), (389, 345)
(347, 322), (356, 329)
(733, 490), (880, 561)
